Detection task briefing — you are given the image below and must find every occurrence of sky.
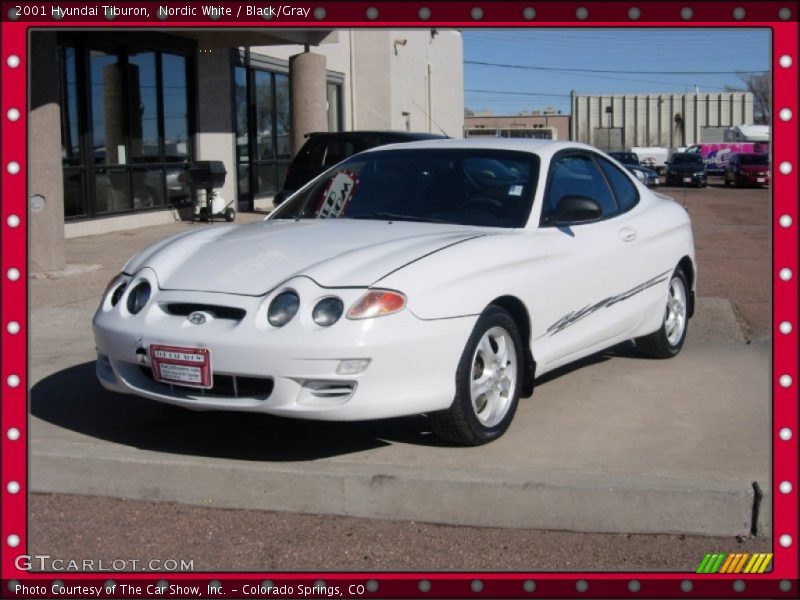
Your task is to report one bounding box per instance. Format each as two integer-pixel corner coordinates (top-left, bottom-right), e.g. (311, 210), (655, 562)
(462, 28), (771, 115)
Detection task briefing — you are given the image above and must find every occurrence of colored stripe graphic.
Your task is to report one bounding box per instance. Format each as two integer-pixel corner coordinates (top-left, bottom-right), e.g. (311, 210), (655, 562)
(701, 553), (774, 574)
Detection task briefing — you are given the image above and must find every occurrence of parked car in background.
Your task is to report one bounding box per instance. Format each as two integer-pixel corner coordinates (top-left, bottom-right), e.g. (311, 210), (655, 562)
(273, 130), (447, 205)
(724, 153), (770, 187)
(685, 142), (769, 174)
(609, 151), (659, 187)
(94, 139), (696, 446)
(665, 153), (707, 187)
(631, 146), (670, 174)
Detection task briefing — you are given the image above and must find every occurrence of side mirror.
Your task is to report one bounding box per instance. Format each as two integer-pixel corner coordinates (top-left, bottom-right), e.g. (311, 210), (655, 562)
(550, 195), (603, 225)
(273, 190), (292, 206)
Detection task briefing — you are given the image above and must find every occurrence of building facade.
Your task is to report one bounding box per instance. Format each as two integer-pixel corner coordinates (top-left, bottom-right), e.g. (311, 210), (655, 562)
(571, 92), (755, 151)
(464, 110), (570, 141)
(28, 29), (463, 272)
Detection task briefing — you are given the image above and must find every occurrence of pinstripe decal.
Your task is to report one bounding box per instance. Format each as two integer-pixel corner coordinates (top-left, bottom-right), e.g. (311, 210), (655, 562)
(546, 270), (672, 336)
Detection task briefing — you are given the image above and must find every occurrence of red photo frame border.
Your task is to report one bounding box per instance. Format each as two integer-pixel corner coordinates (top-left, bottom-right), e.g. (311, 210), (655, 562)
(1, 1), (797, 598)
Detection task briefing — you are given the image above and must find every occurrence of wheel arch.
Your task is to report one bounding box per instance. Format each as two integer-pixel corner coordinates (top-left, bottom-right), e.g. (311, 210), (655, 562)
(677, 256), (696, 318)
(488, 295), (536, 397)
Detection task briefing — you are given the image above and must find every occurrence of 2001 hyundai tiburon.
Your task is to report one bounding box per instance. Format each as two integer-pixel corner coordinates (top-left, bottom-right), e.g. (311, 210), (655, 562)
(94, 139), (696, 445)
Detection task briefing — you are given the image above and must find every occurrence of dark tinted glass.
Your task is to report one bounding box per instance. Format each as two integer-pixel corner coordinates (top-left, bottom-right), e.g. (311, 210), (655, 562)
(545, 155), (618, 219)
(272, 149), (539, 229)
(671, 154), (704, 164)
(739, 154), (768, 165)
(128, 51), (159, 162)
(597, 157), (638, 211)
(60, 47), (81, 167)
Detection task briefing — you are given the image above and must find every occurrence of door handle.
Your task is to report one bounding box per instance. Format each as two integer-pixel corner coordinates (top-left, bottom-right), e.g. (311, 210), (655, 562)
(619, 226), (638, 242)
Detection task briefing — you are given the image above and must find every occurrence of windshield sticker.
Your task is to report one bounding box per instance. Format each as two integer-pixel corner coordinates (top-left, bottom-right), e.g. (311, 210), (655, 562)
(315, 170), (359, 218)
(509, 185), (523, 197)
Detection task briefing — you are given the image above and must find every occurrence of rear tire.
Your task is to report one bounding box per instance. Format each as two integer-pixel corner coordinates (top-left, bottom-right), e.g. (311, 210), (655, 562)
(429, 306), (523, 445)
(224, 207), (236, 222)
(636, 268), (690, 358)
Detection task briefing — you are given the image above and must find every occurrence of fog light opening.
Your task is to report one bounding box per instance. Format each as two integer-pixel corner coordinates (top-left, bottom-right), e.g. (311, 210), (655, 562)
(336, 359), (371, 375)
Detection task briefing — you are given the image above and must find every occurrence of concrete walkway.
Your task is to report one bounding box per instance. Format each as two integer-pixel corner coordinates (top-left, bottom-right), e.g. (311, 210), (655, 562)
(28, 218), (771, 537)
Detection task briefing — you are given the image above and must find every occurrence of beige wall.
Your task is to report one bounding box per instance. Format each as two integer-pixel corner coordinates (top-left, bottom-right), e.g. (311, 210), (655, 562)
(251, 29), (464, 138)
(572, 92), (754, 148)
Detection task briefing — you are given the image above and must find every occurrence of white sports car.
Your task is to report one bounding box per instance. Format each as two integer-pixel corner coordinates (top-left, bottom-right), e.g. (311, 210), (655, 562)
(93, 139), (696, 445)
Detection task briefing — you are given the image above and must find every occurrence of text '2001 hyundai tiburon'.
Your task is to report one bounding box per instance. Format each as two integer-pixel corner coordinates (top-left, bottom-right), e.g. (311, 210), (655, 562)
(94, 139), (696, 445)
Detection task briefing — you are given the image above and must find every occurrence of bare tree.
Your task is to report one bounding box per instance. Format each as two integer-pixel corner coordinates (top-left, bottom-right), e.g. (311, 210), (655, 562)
(733, 72), (771, 124)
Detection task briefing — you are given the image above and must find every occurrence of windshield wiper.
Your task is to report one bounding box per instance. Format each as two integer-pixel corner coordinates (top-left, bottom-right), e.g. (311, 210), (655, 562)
(347, 212), (448, 223)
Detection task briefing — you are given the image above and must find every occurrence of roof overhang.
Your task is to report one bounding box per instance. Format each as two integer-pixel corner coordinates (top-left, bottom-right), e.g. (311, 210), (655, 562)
(178, 29), (337, 49)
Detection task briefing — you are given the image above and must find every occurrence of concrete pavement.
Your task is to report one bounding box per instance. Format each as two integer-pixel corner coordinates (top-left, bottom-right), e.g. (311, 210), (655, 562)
(28, 216), (771, 537)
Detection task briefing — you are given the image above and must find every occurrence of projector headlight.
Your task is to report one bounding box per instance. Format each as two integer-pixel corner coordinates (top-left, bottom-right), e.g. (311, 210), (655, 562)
(268, 291), (300, 327)
(126, 281), (151, 314)
(312, 297), (344, 327)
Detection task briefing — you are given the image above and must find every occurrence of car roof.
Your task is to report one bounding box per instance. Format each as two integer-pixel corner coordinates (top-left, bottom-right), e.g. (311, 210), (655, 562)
(363, 138), (600, 159)
(306, 131), (447, 140)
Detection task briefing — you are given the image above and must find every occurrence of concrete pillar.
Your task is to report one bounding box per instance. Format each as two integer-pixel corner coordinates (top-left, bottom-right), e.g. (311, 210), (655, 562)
(194, 48), (236, 208)
(29, 32), (66, 273)
(289, 51), (327, 156)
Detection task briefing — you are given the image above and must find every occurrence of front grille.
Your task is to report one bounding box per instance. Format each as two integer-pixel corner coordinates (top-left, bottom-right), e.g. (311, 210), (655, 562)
(139, 366), (273, 399)
(164, 303), (246, 321)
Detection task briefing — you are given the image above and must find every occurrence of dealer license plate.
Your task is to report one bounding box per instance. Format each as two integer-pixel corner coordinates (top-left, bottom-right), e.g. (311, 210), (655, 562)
(683, 177), (692, 183)
(757, 177), (766, 183)
(653, 178), (660, 185)
(150, 344), (212, 389)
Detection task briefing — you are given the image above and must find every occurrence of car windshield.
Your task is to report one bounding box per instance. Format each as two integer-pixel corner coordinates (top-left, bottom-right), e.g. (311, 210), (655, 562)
(271, 148), (540, 228)
(612, 153), (639, 165)
(671, 154), (704, 165)
(739, 154), (768, 165)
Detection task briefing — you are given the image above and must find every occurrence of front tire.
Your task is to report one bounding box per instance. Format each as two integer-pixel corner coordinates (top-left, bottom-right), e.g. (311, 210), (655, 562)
(429, 306), (523, 445)
(636, 269), (690, 358)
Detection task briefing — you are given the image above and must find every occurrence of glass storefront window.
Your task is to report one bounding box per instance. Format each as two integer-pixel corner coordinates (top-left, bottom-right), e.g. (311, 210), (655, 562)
(254, 70), (274, 161)
(128, 51), (159, 163)
(91, 49), (125, 165)
(60, 38), (192, 219)
(275, 73), (291, 159)
(327, 82), (342, 133)
(60, 47), (81, 167)
(162, 53), (190, 162)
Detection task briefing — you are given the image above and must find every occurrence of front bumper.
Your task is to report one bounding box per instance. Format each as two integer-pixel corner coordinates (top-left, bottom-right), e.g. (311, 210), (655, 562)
(666, 171), (706, 186)
(734, 172), (770, 185)
(93, 273), (475, 421)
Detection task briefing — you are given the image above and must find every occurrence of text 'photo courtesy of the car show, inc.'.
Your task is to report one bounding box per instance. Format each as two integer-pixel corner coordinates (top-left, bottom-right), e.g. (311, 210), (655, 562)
(0, 1), (798, 600)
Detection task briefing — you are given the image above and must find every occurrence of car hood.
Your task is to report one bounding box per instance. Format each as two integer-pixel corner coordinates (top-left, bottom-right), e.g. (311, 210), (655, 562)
(125, 219), (491, 295)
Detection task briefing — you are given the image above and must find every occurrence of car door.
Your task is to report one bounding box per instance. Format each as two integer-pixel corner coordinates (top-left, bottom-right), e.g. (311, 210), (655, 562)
(530, 151), (653, 368)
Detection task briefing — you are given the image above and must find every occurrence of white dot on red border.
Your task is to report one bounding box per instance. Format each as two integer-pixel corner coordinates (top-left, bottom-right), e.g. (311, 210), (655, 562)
(779, 268), (793, 281)
(6, 55), (21, 68)
(779, 162), (793, 174)
(6, 534), (20, 548)
(779, 322), (793, 334)
(6, 214), (20, 228)
(779, 534), (792, 547)
(6, 481), (20, 494)
(779, 481), (792, 494)
(6, 108), (20, 121)
(6, 375), (20, 388)
(6, 162), (20, 175)
(7, 268), (20, 281)
(779, 215), (793, 228)
(779, 428), (793, 441)
(779, 108), (793, 121)
(779, 55), (793, 68)
(779, 375), (793, 388)
(6, 428), (21, 441)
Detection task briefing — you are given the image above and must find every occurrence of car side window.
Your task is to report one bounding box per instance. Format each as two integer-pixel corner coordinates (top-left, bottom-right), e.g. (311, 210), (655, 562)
(543, 154), (618, 224)
(596, 156), (638, 212)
